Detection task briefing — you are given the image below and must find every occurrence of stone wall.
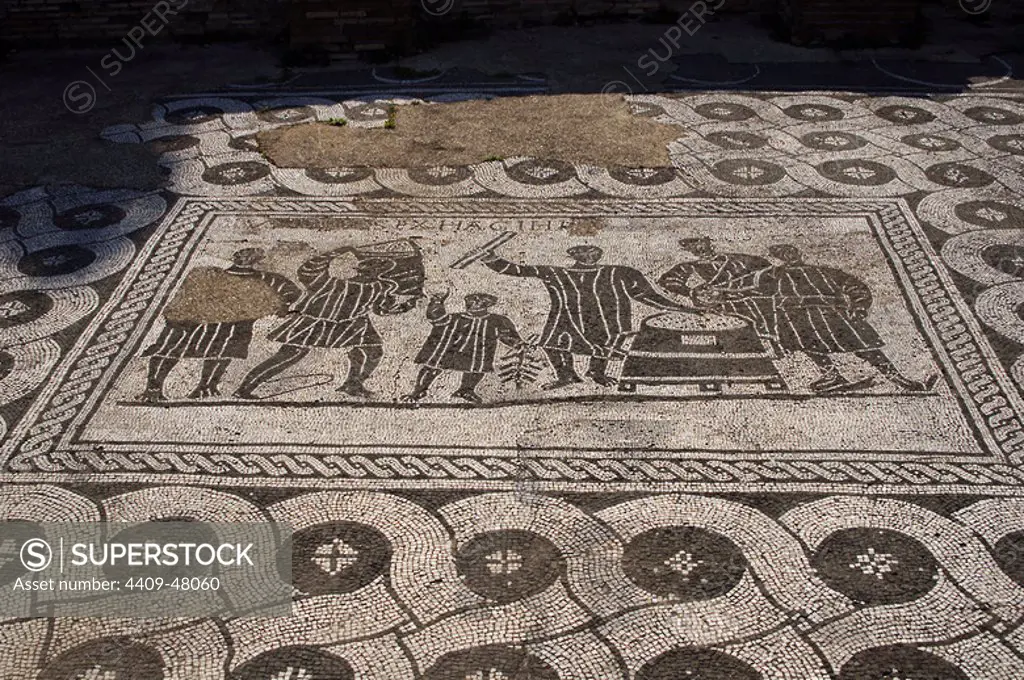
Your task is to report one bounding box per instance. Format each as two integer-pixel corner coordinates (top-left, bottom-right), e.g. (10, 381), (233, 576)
(288, 0), (416, 53)
(1, 0), (773, 52)
(452, 0), (664, 25)
(0, 0), (287, 47)
(778, 0), (921, 45)
(288, 0), (739, 54)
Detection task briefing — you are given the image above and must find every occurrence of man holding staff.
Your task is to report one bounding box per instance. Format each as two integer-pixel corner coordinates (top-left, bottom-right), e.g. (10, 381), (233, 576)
(458, 236), (694, 390)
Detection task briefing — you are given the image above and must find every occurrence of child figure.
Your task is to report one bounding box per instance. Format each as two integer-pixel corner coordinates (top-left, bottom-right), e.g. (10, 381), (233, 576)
(404, 291), (523, 404)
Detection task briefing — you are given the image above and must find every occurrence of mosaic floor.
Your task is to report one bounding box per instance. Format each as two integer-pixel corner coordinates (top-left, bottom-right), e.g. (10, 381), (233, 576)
(3, 90), (1024, 678)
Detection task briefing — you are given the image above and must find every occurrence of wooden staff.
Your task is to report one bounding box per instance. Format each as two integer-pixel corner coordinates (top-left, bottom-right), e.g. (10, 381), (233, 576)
(449, 231), (518, 270)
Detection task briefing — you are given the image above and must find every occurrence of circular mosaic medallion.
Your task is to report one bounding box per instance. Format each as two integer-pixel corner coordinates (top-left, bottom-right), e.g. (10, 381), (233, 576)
(694, 102), (757, 122)
(231, 647), (354, 680)
(622, 526), (747, 600)
(506, 159), (576, 185)
(901, 133), (961, 152)
(924, 162), (994, 188)
(165, 105), (222, 126)
(874, 105), (936, 125)
(0, 290), (53, 328)
(285, 521), (391, 596)
(964, 106), (1023, 126)
(800, 131), (868, 151)
(783, 103), (844, 122)
(305, 167), (374, 184)
(993, 530), (1024, 587)
(705, 131), (768, 150)
(423, 646), (560, 680)
(408, 165), (473, 185)
(811, 528), (938, 605)
(638, 648), (761, 680)
(987, 134), (1024, 155)
(0, 206), (19, 232)
(954, 200), (1024, 229)
(816, 159), (896, 186)
(607, 166), (680, 185)
(980, 244), (1024, 278)
(40, 639), (165, 680)
(54, 203), (126, 231)
(229, 135), (262, 153)
(18, 245), (96, 277)
(202, 161), (271, 186)
(104, 520), (217, 581)
(146, 135), (199, 154)
(837, 645), (968, 680)
(455, 529), (562, 603)
(257, 105), (315, 124)
(711, 159), (785, 186)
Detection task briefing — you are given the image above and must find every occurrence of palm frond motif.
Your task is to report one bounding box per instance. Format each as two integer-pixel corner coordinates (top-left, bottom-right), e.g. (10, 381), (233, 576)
(496, 335), (546, 389)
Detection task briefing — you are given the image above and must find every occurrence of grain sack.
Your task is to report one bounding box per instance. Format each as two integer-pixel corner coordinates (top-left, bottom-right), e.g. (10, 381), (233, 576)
(162, 268), (288, 324)
(354, 239), (425, 296)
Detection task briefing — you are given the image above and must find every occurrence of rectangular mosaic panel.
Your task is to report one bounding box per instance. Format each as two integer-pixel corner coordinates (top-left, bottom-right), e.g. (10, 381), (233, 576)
(2, 197), (1021, 492)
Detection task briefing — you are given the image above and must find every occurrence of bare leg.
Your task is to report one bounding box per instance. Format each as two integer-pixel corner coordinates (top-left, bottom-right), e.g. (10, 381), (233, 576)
(338, 345), (383, 398)
(189, 359), (230, 399)
(542, 349), (583, 390)
(586, 357), (615, 387)
(453, 371), (486, 404)
(140, 356), (178, 402)
(805, 352), (850, 392)
(402, 366), (441, 402)
(235, 345), (309, 398)
(855, 349), (936, 392)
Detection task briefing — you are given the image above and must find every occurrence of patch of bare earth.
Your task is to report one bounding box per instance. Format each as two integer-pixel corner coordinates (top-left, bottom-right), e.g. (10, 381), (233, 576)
(257, 94), (682, 169)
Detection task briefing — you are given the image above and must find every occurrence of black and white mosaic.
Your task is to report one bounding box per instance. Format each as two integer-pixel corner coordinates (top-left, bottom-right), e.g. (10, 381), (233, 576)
(2, 488), (1024, 678)
(3, 90), (1024, 677)
(3, 196), (1015, 491)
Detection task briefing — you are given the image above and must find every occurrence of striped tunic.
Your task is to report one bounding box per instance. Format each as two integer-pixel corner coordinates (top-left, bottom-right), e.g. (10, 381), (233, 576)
(485, 257), (684, 355)
(145, 267), (300, 359)
(267, 252), (413, 349)
(707, 264), (883, 355)
(415, 305), (522, 373)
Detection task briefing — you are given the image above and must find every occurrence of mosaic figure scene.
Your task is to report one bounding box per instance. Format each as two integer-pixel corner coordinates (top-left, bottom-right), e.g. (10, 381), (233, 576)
(2, 0), (1024, 677)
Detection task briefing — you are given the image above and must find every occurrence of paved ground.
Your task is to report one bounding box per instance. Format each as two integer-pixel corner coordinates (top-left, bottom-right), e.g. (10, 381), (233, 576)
(3, 11), (1024, 680)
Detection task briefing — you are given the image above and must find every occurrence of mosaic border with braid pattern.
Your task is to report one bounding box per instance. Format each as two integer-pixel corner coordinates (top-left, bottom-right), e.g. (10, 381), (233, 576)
(3, 196), (1023, 492)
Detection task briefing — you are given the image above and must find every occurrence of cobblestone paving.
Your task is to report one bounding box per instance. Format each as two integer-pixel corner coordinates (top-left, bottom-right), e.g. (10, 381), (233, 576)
(2, 90), (1024, 678)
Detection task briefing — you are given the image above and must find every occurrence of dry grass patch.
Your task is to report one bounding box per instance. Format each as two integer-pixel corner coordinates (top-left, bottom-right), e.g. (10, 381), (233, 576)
(257, 94), (681, 169)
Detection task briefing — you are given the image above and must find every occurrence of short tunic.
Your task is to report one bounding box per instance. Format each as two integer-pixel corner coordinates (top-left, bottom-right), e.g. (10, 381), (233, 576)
(145, 267), (300, 359)
(268, 314), (381, 349)
(267, 252), (413, 349)
(145, 320), (253, 359)
(415, 311), (522, 373)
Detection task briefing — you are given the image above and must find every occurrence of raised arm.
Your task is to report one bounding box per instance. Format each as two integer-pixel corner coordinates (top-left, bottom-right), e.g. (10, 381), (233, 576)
(258, 271), (302, 304)
(296, 252), (335, 288)
(373, 280), (418, 316)
(425, 293), (450, 324)
(479, 252), (545, 278)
